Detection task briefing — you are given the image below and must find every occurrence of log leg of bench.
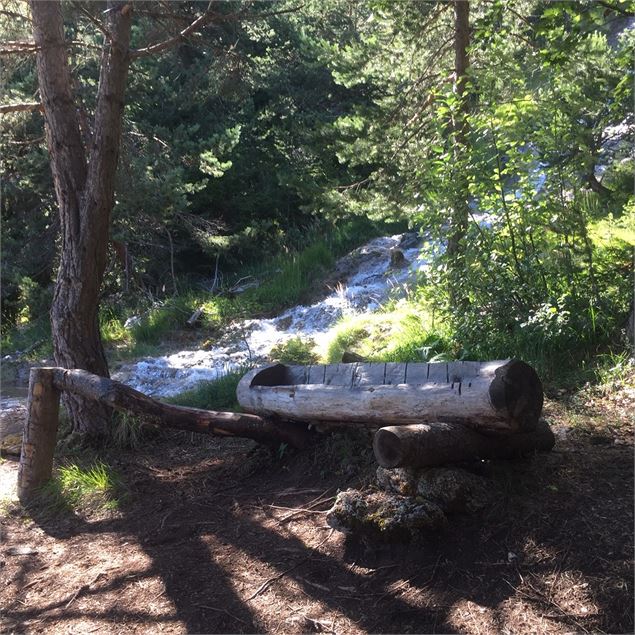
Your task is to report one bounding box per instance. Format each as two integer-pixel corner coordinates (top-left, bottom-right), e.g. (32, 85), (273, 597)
(17, 368), (60, 502)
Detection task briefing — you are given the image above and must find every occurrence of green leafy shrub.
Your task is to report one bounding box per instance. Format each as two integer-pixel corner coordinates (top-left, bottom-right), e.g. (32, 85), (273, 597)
(269, 337), (319, 365)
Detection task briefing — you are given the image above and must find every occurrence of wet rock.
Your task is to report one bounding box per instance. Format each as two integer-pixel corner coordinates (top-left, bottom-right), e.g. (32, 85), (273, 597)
(399, 232), (421, 249)
(326, 488), (446, 540)
(275, 316), (293, 331)
(341, 351), (367, 363)
(389, 248), (408, 268)
(0, 401), (27, 456)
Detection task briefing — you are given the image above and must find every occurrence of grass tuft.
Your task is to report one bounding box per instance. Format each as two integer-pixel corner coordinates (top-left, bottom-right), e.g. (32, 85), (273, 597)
(322, 304), (453, 363)
(269, 337), (319, 365)
(38, 460), (124, 514)
(166, 369), (246, 411)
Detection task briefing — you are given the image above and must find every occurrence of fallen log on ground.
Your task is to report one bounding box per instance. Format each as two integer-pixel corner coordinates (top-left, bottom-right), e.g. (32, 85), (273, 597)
(18, 367), (312, 502)
(237, 359), (543, 433)
(373, 419), (555, 469)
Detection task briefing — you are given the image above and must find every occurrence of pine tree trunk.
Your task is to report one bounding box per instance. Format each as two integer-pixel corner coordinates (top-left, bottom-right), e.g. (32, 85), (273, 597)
(31, 0), (132, 435)
(447, 0), (470, 305)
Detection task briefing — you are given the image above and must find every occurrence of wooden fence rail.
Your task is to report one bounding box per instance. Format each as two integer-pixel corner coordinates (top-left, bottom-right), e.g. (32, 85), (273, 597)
(17, 367), (312, 502)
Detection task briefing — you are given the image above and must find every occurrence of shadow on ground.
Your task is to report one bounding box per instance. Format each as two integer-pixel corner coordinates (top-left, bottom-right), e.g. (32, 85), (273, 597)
(4, 426), (633, 634)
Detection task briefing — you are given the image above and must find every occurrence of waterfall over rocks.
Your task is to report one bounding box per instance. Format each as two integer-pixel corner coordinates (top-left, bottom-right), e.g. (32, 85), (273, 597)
(113, 233), (427, 397)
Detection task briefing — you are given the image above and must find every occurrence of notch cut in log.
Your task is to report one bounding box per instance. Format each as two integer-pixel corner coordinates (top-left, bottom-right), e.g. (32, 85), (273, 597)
(237, 359), (543, 433)
(373, 419), (555, 469)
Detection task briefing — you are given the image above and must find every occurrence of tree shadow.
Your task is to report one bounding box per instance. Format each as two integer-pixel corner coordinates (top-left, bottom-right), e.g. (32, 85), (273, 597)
(9, 431), (634, 634)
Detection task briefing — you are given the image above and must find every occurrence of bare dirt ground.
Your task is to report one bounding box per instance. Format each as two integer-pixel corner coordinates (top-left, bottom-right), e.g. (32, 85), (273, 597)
(1, 381), (633, 634)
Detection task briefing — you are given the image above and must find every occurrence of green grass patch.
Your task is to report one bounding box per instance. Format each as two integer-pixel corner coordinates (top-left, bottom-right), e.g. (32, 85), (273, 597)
(38, 460), (124, 515)
(269, 337), (319, 365)
(108, 412), (147, 449)
(321, 303), (453, 363)
(166, 369), (246, 411)
(244, 241), (335, 311)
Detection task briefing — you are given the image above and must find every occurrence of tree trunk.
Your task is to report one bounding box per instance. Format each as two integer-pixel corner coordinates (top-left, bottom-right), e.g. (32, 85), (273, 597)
(446, 0), (470, 305)
(31, 1), (132, 435)
(373, 419), (555, 469)
(237, 359), (543, 433)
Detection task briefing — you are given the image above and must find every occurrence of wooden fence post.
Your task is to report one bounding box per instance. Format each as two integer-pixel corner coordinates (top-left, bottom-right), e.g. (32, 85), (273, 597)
(17, 368), (61, 503)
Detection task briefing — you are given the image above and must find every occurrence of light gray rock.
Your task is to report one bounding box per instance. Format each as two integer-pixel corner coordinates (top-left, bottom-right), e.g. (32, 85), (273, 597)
(1, 401), (27, 456)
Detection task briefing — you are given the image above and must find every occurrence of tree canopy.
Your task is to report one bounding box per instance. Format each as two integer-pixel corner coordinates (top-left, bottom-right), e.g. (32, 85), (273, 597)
(1, 0), (633, 432)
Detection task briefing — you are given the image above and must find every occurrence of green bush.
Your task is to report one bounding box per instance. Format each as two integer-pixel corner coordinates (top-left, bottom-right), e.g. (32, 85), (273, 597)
(269, 337), (319, 365)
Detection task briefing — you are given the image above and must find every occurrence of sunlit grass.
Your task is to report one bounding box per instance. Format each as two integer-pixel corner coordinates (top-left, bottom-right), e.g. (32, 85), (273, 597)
(39, 461), (124, 514)
(269, 337), (319, 365)
(321, 303), (453, 363)
(241, 241), (335, 310)
(166, 369), (247, 411)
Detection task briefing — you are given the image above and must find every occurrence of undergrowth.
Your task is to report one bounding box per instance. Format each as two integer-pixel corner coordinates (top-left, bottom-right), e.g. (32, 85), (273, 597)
(36, 460), (124, 515)
(166, 369), (246, 411)
(322, 303), (453, 364)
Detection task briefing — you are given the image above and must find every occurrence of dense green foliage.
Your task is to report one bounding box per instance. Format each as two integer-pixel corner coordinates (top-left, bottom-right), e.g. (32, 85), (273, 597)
(2, 0), (633, 378)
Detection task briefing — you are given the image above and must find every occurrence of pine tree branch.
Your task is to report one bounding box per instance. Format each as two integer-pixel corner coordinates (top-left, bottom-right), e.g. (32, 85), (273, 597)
(596, 1), (635, 17)
(130, 3), (224, 59)
(0, 101), (43, 114)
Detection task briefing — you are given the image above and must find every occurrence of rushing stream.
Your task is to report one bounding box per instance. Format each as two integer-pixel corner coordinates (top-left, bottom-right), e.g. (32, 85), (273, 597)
(112, 233), (427, 397)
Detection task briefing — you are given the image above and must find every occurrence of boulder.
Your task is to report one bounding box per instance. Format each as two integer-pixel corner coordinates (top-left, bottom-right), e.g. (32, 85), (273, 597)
(377, 466), (492, 514)
(326, 488), (446, 540)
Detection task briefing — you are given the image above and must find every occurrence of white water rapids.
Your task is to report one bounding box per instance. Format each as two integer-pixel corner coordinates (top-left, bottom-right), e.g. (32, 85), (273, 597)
(112, 233), (429, 397)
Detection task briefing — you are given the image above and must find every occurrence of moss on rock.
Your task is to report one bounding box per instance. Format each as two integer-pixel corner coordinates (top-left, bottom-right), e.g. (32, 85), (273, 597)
(326, 488), (446, 540)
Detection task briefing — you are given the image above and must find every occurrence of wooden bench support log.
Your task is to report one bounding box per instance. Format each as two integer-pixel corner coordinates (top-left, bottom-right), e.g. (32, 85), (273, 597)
(17, 368), (60, 502)
(51, 369), (312, 450)
(373, 419), (555, 469)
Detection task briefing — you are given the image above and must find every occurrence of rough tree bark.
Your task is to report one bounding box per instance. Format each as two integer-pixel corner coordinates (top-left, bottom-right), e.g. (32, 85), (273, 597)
(446, 0), (470, 305)
(30, 0), (132, 435)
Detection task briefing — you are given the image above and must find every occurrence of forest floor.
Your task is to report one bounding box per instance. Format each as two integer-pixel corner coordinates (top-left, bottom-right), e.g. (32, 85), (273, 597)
(1, 376), (633, 634)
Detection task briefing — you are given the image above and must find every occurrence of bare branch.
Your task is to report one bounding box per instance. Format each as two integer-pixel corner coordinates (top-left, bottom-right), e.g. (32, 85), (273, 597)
(74, 3), (113, 41)
(0, 101), (43, 114)
(131, 4), (225, 60)
(0, 39), (38, 55)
